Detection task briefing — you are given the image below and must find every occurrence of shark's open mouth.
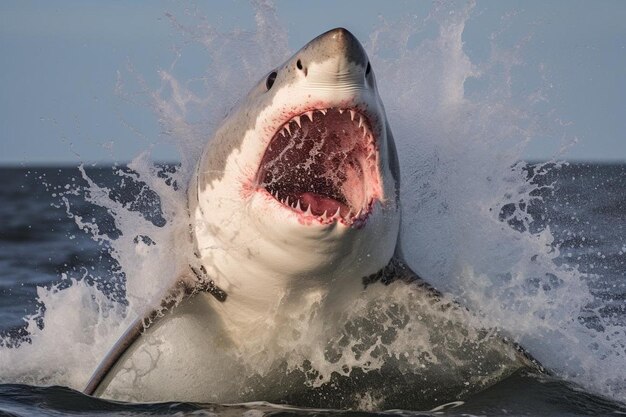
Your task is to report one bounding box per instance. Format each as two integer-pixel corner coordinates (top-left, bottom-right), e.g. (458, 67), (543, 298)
(257, 108), (381, 226)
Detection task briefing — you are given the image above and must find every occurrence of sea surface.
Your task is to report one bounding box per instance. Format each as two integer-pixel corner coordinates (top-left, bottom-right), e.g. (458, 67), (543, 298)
(0, 163), (625, 416)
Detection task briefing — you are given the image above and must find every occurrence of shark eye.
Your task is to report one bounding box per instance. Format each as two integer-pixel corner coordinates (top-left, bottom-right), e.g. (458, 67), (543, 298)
(366, 62), (371, 75)
(266, 71), (277, 90)
(296, 59), (307, 76)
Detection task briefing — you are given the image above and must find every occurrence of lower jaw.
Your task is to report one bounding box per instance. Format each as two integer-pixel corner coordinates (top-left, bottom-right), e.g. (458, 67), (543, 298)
(270, 194), (374, 228)
(234, 196), (400, 294)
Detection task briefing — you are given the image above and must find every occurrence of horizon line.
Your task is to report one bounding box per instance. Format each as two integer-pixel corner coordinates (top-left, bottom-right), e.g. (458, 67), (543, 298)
(0, 159), (625, 169)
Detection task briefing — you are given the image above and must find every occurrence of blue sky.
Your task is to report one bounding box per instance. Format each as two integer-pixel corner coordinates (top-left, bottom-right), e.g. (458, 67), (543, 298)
(1, 0), (625, 165)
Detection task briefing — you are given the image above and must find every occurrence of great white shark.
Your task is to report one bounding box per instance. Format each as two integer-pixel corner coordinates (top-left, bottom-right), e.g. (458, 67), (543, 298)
(84, 28), (540, 408)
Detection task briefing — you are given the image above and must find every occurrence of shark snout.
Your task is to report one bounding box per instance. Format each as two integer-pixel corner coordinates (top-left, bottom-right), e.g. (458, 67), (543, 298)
(296, 28), (371, 91)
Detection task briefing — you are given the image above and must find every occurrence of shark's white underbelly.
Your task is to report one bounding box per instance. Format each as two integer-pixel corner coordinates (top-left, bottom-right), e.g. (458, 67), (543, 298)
(96, 278), (535, 405)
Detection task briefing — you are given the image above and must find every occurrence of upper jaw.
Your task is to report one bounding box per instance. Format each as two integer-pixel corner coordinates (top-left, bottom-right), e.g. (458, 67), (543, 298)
(255, 105), (384, 228)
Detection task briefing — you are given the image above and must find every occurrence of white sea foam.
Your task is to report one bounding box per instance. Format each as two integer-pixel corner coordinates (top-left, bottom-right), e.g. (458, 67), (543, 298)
(0, 0), (624, 406)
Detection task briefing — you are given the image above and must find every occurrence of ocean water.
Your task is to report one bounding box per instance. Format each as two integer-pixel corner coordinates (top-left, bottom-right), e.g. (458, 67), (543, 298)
(1, 2), (626, 416)
(0, 164), (624, 416)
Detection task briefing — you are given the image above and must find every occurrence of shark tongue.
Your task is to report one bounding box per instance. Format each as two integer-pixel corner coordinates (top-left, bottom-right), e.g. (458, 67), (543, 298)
(300, 192), (349, 217)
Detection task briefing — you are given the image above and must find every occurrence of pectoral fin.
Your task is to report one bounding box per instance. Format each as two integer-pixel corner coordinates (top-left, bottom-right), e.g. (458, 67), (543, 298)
(363, 256), (442, 298)
(83, 266), (226, 396)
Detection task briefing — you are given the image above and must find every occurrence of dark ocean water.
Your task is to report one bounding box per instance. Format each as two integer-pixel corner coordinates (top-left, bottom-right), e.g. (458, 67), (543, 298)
(0, 371), (623, 417)
(0, 164), (625, 416)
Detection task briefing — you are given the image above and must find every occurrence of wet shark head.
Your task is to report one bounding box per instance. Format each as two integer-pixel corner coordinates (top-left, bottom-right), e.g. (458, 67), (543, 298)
(190, 28), (400, 299)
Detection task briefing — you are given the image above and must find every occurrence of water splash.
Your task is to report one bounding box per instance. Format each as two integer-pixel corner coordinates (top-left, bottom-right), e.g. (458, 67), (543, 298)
(369, 1), (624, 401)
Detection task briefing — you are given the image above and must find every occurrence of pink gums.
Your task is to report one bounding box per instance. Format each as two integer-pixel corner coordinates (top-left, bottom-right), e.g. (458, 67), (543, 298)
(256, 107), (382, 226)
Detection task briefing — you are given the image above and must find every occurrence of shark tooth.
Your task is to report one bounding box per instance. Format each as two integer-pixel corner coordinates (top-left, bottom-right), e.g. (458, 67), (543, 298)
(332, 206), (341, 219)
(305, 204), (313, 216)
(295, 199), (302, 211)
(319, 109), (327, 116)
(338, 108), (345, 114)
(293, 116), (301, 128)
(305, 111), (314, 122)
(284, 124), (291, 135)
(358, 115), (364, 128)
(349, 110), (356, 121)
